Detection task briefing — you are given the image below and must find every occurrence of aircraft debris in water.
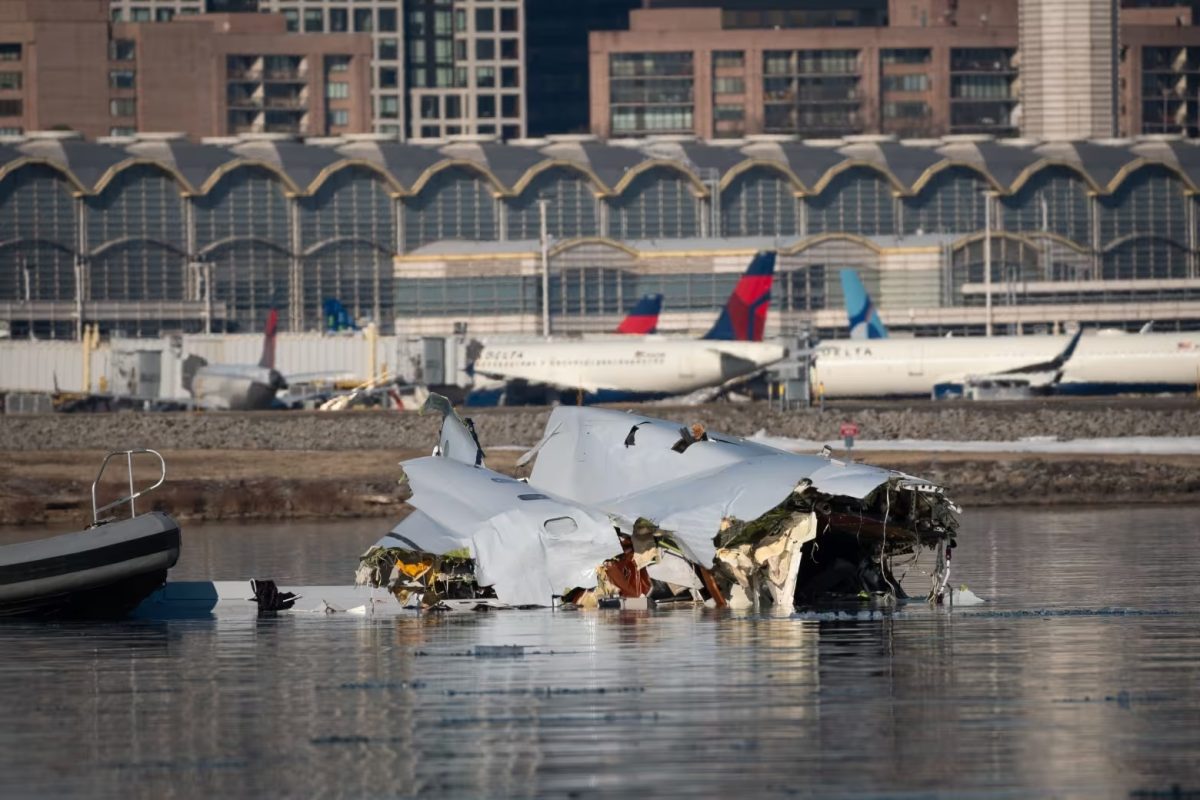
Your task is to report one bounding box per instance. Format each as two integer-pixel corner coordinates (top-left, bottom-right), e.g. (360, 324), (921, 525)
(355, 394), (961, 610)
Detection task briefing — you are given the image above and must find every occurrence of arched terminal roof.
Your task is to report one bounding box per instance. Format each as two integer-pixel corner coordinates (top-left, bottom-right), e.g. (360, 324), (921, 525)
(3, 131), (1200, 198)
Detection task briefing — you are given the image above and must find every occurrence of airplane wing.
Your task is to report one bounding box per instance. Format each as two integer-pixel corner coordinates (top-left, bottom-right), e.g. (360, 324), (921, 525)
(993, 327), (1083, 378)
(930, 328), (1084, 391)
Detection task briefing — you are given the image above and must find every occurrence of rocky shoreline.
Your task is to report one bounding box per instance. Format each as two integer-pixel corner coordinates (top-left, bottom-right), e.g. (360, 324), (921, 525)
(1, 399), (1197, 527)
(1, 397), (1198, 452)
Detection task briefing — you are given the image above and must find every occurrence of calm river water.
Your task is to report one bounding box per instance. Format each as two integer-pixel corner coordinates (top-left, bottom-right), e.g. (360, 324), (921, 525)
(1, 507), (1198, 799)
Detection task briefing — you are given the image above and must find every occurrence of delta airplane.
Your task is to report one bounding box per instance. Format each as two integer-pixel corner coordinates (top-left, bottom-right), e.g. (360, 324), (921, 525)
(817, 272), (1200, 398)
(182, 310), (288, 410)
(468, 252), (785, 404)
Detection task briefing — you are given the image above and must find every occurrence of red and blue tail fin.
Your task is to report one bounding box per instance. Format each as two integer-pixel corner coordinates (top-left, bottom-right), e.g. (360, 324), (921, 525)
(701, 251), (776, 342)
(615, 293), (663, 334)
(259, 308), (278, 369)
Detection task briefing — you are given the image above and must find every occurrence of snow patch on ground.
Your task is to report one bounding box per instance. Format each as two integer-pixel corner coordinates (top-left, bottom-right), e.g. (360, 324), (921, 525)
(748, 433), (1200, 456)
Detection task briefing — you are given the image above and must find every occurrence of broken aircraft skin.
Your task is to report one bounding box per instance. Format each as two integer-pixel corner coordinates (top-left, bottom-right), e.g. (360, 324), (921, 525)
(358, 397), (960, 611)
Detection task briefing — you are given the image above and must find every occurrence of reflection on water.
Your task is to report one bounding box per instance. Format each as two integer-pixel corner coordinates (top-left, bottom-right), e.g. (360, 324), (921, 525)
(1, 507), (1198, 797)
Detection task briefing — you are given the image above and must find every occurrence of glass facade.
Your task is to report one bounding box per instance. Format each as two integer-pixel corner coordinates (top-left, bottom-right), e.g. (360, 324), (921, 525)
(3, 139), (1199, 337)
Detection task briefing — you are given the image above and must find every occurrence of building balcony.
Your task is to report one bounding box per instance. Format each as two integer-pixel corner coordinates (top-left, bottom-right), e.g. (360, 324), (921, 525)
(264, 96), (306, 109)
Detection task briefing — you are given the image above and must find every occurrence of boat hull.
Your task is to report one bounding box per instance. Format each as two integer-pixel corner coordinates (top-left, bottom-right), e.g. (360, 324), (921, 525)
(0, 512), (181, 619)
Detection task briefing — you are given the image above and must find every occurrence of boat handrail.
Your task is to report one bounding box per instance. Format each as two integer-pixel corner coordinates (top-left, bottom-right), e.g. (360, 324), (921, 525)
(91, 449), (167, 524)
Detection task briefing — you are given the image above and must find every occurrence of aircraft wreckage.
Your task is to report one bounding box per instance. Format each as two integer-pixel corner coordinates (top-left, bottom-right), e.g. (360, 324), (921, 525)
(356, 397), (960, 611)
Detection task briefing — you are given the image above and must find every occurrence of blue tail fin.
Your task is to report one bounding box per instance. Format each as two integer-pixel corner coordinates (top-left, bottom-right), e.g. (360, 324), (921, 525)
(323, 298), (358, 332)
(840, 269), (887, 339)
(701, 251), (776, 341)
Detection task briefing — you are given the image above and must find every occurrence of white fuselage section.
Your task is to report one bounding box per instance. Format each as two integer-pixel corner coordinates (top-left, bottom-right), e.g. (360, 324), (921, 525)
(813, 332), (1200, 397)
(474, 338), (787, 395)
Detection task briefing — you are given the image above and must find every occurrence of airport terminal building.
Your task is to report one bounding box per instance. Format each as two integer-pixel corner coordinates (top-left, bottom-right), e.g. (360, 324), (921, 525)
(3, 129), (1200, 340)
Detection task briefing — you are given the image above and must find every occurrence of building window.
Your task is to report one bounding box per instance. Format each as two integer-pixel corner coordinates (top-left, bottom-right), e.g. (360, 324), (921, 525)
(109, 40), (135, 61)
(326, 81), (349, 99)
(445, 96), (461, 118)
(476, 8), (494, 31)
(714, 50), (744, 69)
(109, 70), (136, 90)
(110, 9), (123, 21)
(282, 9), (299, 32)
(454, 67), (468, 87)
(131, 8), (151, 22)
(715, 104), (744, 121)
(327, 109), (349, 127)
(420, 96), (439, 118)
(501, 94), (518, 117)
(329, 8), (347, 32)
(610, 52), (693, 77)
(478, 124), (495, 135)
(435, 68), (455, 87)
(883, 74), (929, 92)
(304, 9), (323, 32)
(477, 66), (495, 87)
(327, 55), (350, 73)
(502, 124), (519, 140)
(714, 77), (744, 94)
(0, 44), (21, 62)
(409, 40), (426, 62)
(883, 101), (930, 119)
(500, 38), (518, 60)
(0, 99), (21, 117)
(436, 39), (453, 61)
(455, 9), (466, 32)
(476, 39), (495, 60)
(354, 9), (373, 32)
(501, 66), (519, 88)
(379, 38), (398, 61)
(110, 126), (136, 136)
(380, 67), (398, 88)
(408, 10), (425, 36)
(380, 96), (399, 118)
(0, 72), (21, 90)
(882, 49), (931, 65)
(500, 8), (518, 31)
(434, 10), (451, 35)
(109, 98), (135, 117)
(0, 126), (23, 135)
(610, 52), (695, 134)
(420, 125), (440, 138)
(478, 95), (496, 118)
(155, 8), (174, 22)
(378, 9), (397, 32)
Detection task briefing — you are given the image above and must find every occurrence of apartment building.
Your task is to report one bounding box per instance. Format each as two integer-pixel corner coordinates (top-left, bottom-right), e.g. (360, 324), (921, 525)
(0, 0), (110, 138)
(0, 2), (370, 139)
(110, 0), (528, 140)
(110, 13), (371, 137)
(589, 0), (1200, 140)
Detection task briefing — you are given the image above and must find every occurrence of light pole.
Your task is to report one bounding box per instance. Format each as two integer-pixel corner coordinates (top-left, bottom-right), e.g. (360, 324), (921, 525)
(537, 196), (550, 338)
(984, 191), (993, 335)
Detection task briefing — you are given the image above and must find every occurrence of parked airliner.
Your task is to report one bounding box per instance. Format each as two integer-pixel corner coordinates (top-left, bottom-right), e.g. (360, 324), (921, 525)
(821, 273), (1200, 397)
(468, 252), (784, 404)
(182, 310), (287, 410)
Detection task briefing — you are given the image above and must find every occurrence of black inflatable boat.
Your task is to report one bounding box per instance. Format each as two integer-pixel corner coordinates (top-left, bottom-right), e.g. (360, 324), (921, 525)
(0, 450), (181, 618)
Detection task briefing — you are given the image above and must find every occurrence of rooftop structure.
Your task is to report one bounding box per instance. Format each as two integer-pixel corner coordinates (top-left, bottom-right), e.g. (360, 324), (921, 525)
(2, 131), (1199, 338)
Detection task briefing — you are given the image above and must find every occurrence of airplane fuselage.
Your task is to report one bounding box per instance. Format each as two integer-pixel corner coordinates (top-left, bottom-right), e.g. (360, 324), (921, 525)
(813, 332), (1200, 397)
(473, 338), (787, 399)
(189, 364), (285, 410)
